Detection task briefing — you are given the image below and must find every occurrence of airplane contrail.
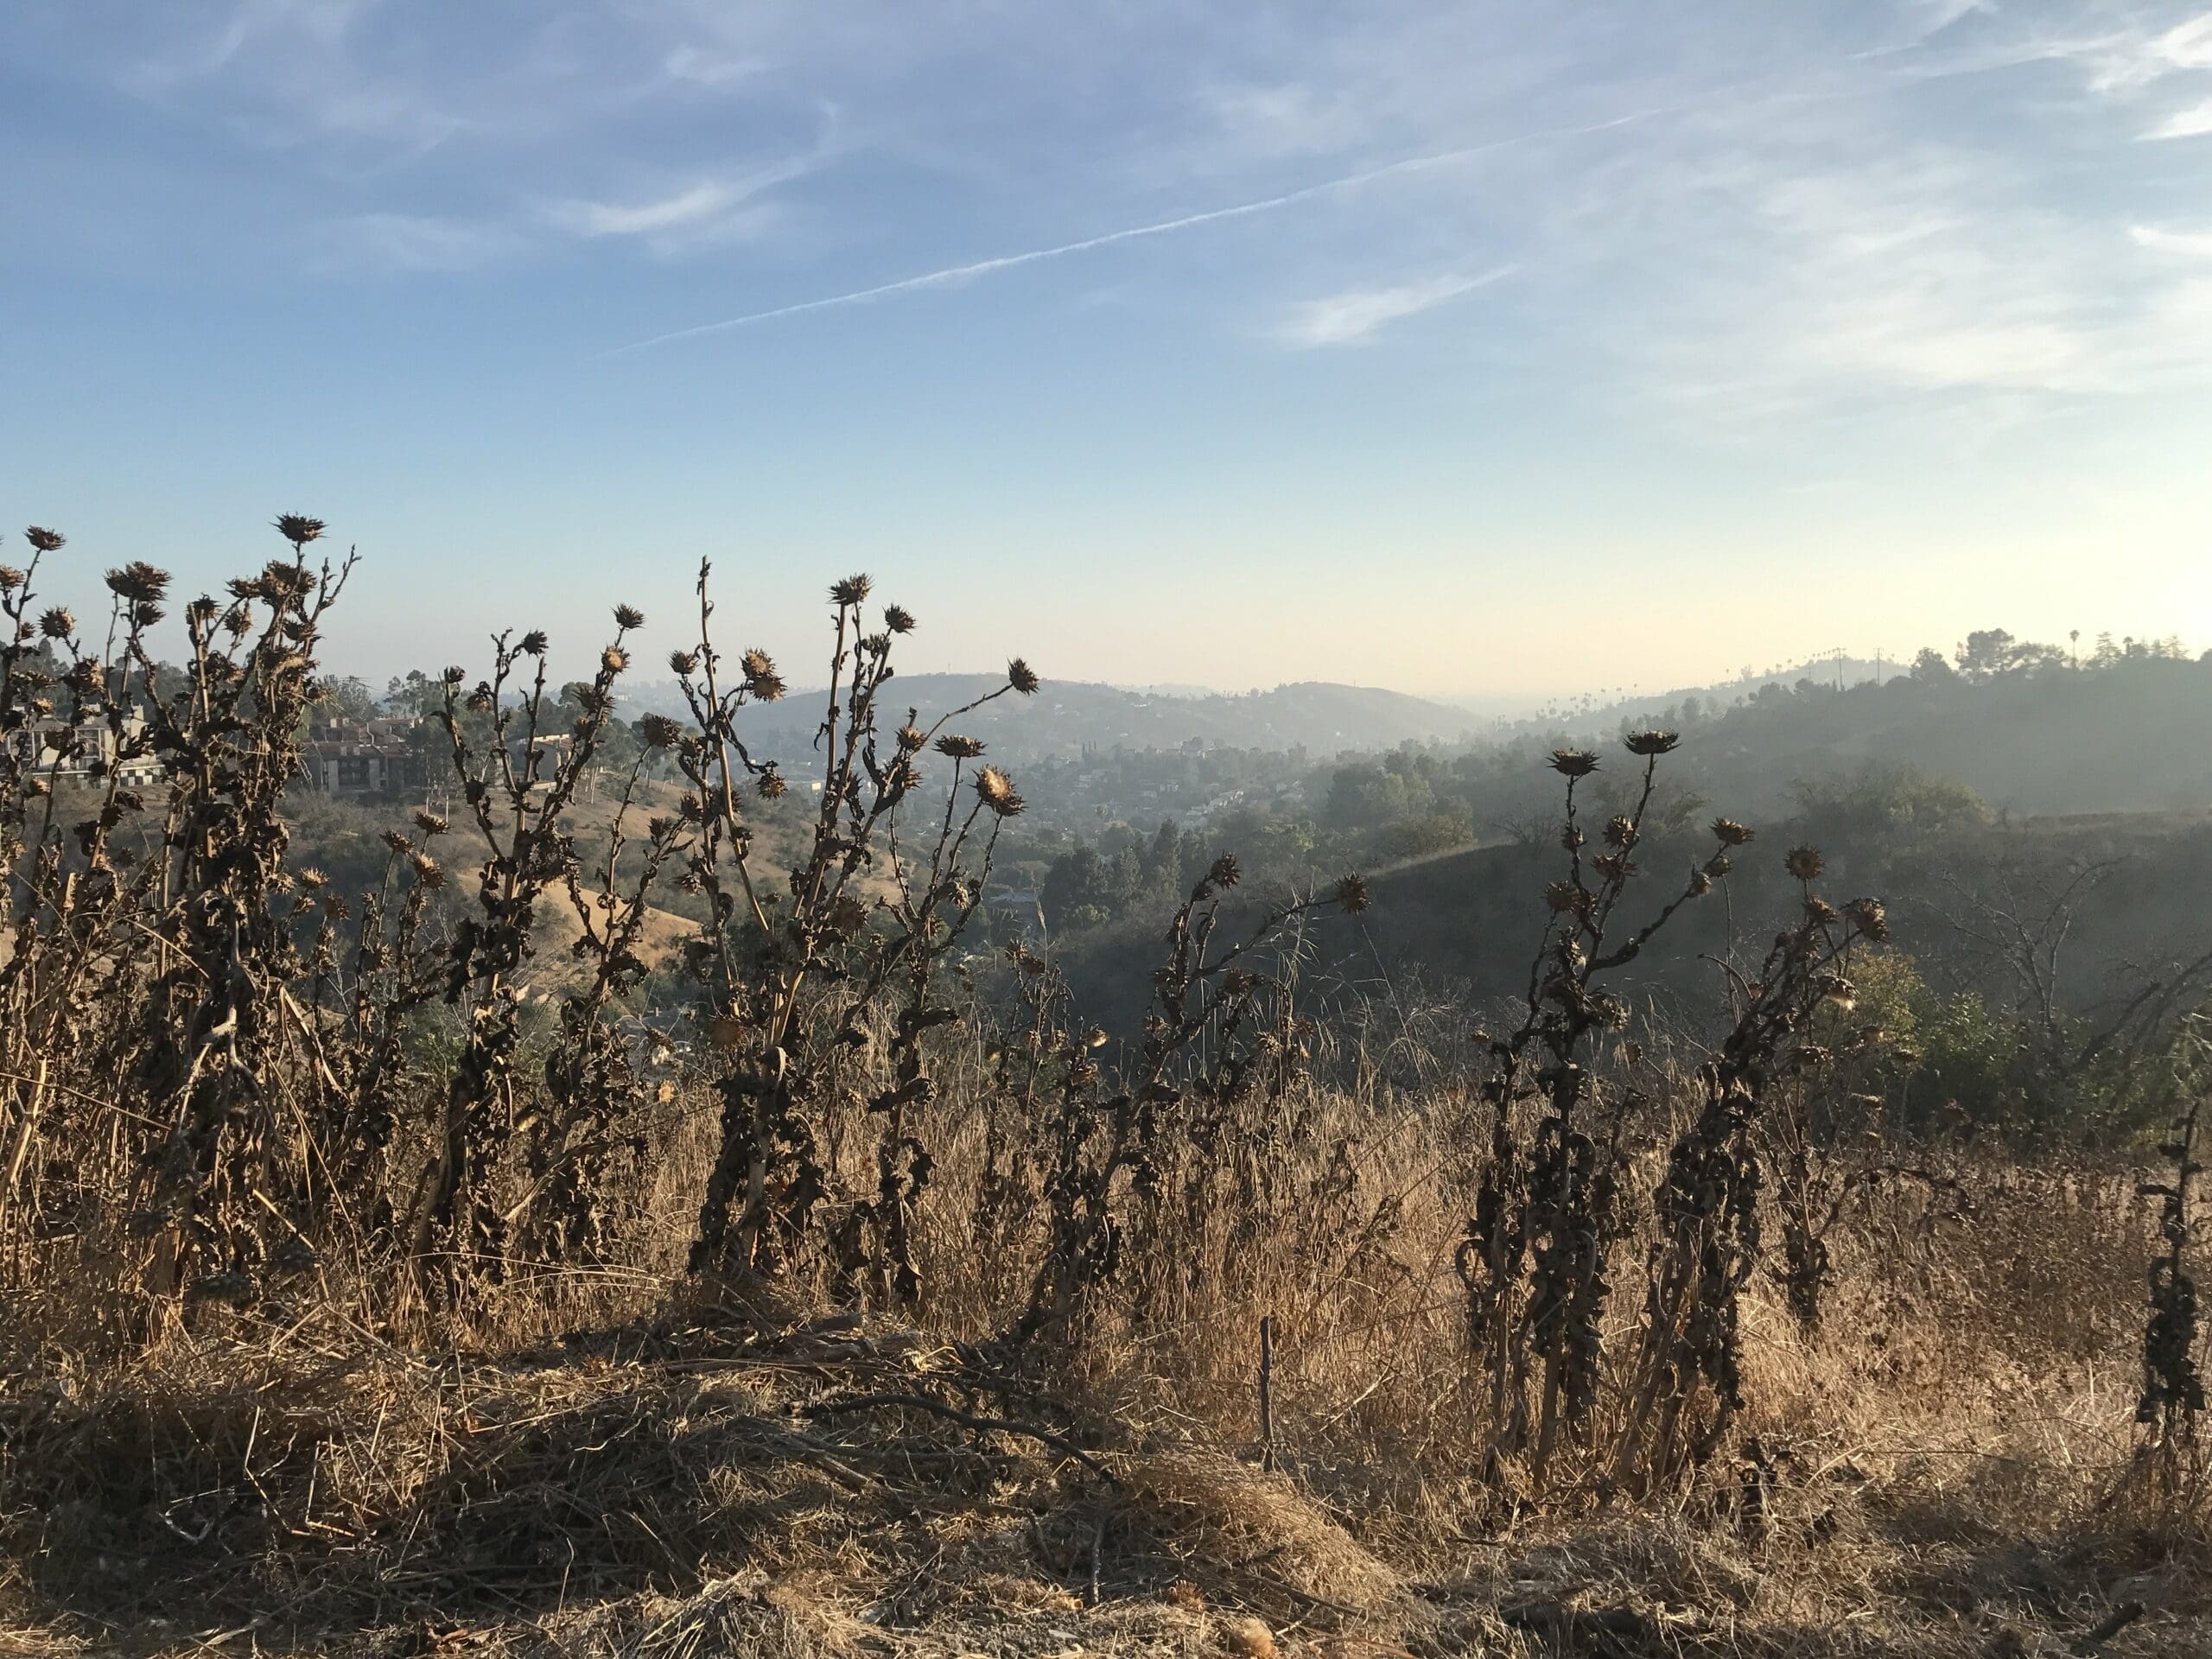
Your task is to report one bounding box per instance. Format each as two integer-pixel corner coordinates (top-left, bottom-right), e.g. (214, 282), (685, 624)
(602, 106), (1658, 354)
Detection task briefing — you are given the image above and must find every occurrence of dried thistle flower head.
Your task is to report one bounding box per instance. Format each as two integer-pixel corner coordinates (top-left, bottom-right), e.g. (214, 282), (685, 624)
(601, 645), (630, 674)
(1803, 894), (1839, 925)
(380, 830), (415, 855)
(1549, 747), (1599, 778)
(442, 664), (467, 683)
(1624, 729), (1680, 757)
(1688, 868), (1713, 896)
(273, 514), (325, 549)
(1604, 814), (1636, 848)
(613, 603), (645, 630)
(24, 527), (64, 554)
(297, 867), (327, 889)
(1710, 817), (1755, 847)
(639, 712), (683, 749)
(105, 562), (171, 604)
(0, 567), (22, 592)
(1560, 823), (1586, 852)
(1335, 873), (1370, 913)
(669, 648), (700, 677)
(1209, 854), (1242, 889)
(936, 734), (985, 760)
(411, 852), (444, 889)
(1845, 897), (1890, 941)
(975, 765), (1024, 817)
(1786, 844), (1826, 881)
(895, 723), (925, 752)
(758, 767), (787, 800)
(1545, 879), (1587, 913)
(741, 648), (785, 700)
(1816, 974), (1857, 1009)
(412, 809), (449, 837)
(884, 604), (917, 633)
(1007, 658), (1040, 695)
(830, 573), (872, 606)
(37, 607), (73, 639)
(519, 630), (549, 656)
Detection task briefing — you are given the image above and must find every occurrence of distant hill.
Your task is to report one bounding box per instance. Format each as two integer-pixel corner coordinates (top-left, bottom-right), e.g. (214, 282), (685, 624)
(625, 674), (1472, 762)
(1467, 653), (2212, 822)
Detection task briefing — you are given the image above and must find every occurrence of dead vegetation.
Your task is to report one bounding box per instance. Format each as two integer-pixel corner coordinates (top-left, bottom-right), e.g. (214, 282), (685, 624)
(0, 518), (2207, 1655)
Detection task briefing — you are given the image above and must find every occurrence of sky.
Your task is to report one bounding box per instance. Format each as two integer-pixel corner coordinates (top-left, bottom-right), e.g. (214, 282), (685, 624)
(3, 0), (2211, 702)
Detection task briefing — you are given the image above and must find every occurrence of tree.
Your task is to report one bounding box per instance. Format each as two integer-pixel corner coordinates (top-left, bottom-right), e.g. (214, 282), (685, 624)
(1955, 628), (2018, 679)
(1910, 647), (1955, 683)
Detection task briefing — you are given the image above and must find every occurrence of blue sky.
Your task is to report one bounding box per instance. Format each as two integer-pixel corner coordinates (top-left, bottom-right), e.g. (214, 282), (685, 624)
(4, 1), (2211, 700)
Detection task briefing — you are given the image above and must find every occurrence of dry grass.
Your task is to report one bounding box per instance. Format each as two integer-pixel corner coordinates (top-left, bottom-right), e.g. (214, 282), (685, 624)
(3, 1089), (2206, 1657)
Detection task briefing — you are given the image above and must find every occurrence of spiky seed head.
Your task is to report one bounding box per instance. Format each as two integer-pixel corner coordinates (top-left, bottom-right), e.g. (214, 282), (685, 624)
(0, 567), (22, 592)
(1710, 817), (1755, 847)
(105, 562), (171, 604)
(297, 867), (327, 890)
(519, 629), (549, 656)
(975, 765), (1024, 817)
(380, 830), (414, 855)
(1803, 894), (1839, 925)
(936, 734), (985, 760)
(1704, 852), (1732, 878)
(884, 604), (917, 633)
(639, 713), (683, 749)
(896, 723), (925, 752)
(669, 648), (700, 677)
(412, 809), (449, 837)
(758, 768), (787, 800)
(613, 603), (645, 630)
(1817, 974), (1857, 1009)
(600, 645), (629, 674)
(1688, 868), (1713, 896)
(1624, 729), (1680, 756)
(1335, 873), (1370, 913)
(273, 514), (325, 549)
(890, 759), (924, 792)
(1786, 844), (1825, 881)
(37, 607), (73, 639)
(1592, 852), (1633, 882)
(830, 573), (872, 606)
(1605, 814), (1635, 849)
(1549, 747), (1599, 779)
(741, 648), (785, 701)
(1210, 854), (1242, 889)
(1007, 658), (1040, 695)
(1545, 879), (1586, 913)
(1560, 823), (1586, 852)
(1845, 897), (1890, 941)
(411, 852), (445, 889)
(24, 527), (64, 554)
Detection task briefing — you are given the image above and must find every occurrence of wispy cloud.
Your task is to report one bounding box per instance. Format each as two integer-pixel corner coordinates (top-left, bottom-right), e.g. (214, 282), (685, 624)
(318, 211), (520, 273)
(2133, 223), (2212, 257)
(542, 152), (820, 255)
(2145, 97), (2212, 137)
(1276, 269), (1514, 346)
(662, 44), (761, 87)
(607, 105), (1662, 353)
(546, 181), (751, 238)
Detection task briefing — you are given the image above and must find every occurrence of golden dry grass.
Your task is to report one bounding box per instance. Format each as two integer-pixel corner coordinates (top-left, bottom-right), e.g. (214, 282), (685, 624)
(3, 1071), (2206, 1657)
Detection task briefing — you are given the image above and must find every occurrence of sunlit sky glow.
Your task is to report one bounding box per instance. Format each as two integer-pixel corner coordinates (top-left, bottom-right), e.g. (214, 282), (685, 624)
(4, 1), (2211, 701)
